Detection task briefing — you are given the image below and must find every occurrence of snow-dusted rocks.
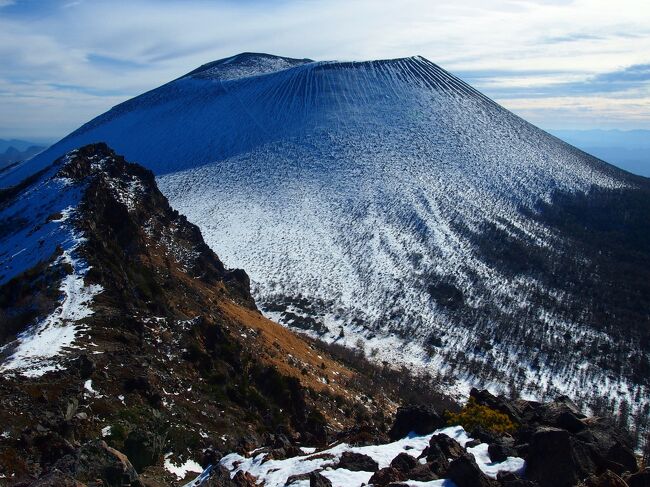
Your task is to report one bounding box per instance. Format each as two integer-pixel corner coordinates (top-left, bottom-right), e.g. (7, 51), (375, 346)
(202, 425), (524, 487)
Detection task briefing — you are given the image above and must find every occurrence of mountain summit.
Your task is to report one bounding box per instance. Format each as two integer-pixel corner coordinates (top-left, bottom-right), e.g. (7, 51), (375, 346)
(2, 53), (649, 436)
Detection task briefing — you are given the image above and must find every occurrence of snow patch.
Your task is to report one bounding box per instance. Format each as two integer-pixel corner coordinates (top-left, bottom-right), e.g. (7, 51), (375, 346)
(164, 453), (203, 480)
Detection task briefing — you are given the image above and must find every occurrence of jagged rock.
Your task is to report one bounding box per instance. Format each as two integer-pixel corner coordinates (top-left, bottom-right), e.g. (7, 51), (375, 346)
(525, 427), (594, 487)
(389, 452), (418, 473)
(309, 471), (333, 487)
(407, 463), (438, 481)
(574, 419), (637, 475)
(336, 451), (379, 471)
(389, 404), (445, 440)
(584, 470), (628, 487)
(53, 440), (141, 487)
(488, 437), (515, 463)
(445, 453), (496, 487)
(471, 426), (499, 444)
(421, 433), (466, 475)
(368, 466), (406, 486)
(625, 468), (650, 487)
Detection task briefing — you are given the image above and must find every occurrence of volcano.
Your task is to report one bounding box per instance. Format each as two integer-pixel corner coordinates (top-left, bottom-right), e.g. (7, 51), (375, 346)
(3, 53), (649, 427)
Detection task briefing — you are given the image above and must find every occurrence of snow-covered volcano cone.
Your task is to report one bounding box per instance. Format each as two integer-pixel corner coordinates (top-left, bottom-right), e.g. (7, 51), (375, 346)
(4, 53), (649, 428)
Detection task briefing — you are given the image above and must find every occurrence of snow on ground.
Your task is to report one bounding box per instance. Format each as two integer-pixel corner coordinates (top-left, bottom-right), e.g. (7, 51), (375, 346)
(164, 453), (203, 480)
(0, 246), (103, 377)
(0, 152), (103, 377)
(209, 426), (524, 487)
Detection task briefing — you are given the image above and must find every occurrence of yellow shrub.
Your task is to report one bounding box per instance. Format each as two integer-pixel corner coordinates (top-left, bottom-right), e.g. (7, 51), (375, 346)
(445, 397), (516, 434)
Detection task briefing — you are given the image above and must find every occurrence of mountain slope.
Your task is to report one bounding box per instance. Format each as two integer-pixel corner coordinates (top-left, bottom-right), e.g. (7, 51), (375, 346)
(0, 144), (414, 484)
(2, 53), (649, 439)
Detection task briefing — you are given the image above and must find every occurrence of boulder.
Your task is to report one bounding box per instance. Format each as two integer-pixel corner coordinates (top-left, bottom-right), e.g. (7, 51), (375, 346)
(336, 451), (379, 472)
(202, 465), (241, 486)
(445, 453), (496, 487)
(575, 419), (637, 474)
(422, 434), (465, 475)
(287, 470), (332, 486)
(536, 397), (587, 433)
(525, 427), (594, 487)
(389, 404), (446, 440)
(488, 437), (516, 463)
(408, 463), (438, 481)
(389, 452), (418, 473)
(309, 471), (333, 487)
(471, 426), (499, 444)
(199, 465), (258, 487)
(488, 442), (509, 463)
(368, 466), (406, 486)
(426, 433), (465, 459)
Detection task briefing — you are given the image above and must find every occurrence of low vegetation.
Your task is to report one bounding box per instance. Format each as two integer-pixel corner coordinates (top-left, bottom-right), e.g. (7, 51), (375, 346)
(445, 397), (516, 434)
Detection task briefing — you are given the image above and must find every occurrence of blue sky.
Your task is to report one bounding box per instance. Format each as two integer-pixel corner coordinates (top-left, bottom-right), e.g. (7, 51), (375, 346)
(1, 0), (649, 141)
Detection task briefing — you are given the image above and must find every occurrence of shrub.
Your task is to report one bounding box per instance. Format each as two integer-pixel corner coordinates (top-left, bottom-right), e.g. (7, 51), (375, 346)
(445, 397), (516, 434)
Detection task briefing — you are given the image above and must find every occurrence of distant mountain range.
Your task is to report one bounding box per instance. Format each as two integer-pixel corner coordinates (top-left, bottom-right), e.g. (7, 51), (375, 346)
(0, 138), (46, 170)
(2, 52), (648, 454)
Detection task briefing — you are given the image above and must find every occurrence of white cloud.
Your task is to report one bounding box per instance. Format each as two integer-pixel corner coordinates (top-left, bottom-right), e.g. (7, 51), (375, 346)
(0, 0), (649, 138)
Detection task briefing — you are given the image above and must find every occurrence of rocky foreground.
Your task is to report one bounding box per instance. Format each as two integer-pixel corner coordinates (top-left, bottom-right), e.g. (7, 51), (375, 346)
(189, 389), (648, 487)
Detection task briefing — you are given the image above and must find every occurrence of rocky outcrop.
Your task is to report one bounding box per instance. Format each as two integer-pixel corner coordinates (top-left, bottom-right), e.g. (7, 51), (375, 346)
(336, 451), (379, 472)
(368, 466), (406, 485)
(389, 404), (446, 440)
(467, 390), (640, 487)
(0, 145), (398, 485)
(445, 453), (497, 487)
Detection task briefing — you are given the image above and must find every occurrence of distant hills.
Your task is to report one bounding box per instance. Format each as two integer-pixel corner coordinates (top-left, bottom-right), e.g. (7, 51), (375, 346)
(0, 138), (46, 170)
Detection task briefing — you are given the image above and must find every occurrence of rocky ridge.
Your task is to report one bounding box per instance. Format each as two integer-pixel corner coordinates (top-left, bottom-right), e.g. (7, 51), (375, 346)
(0, 144), (406, 484)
